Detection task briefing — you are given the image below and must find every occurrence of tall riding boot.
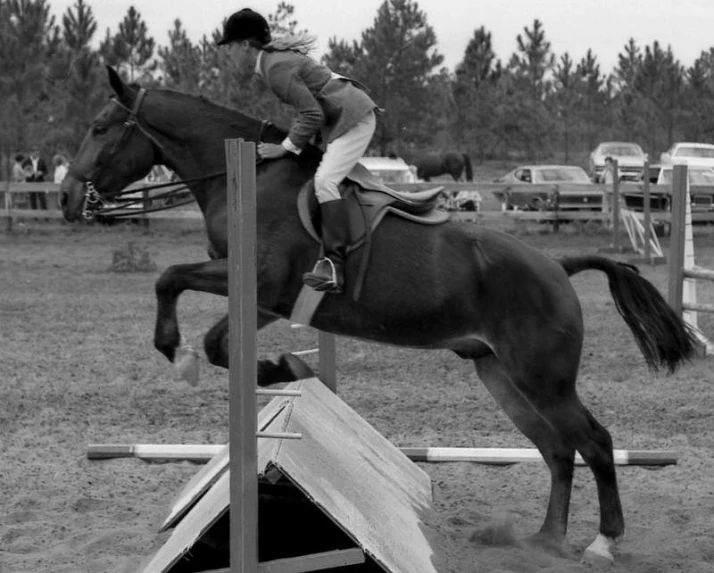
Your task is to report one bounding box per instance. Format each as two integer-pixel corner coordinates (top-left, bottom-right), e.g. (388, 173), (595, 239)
(303, 199), (350, 293)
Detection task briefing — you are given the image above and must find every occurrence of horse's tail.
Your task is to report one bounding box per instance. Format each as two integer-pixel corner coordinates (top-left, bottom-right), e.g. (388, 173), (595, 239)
(559, 255), (697, 373)
(462, 153), (473, 182)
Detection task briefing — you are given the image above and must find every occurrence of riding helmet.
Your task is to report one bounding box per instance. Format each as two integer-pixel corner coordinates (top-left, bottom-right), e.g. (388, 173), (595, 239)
(217, 8), (271, 46)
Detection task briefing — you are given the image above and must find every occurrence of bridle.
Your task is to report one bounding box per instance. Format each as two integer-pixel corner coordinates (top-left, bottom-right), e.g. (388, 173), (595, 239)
(68, 87), (272, 220)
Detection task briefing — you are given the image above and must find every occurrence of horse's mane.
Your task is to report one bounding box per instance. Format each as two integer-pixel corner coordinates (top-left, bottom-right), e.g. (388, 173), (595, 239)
(150, 87), (322, 168)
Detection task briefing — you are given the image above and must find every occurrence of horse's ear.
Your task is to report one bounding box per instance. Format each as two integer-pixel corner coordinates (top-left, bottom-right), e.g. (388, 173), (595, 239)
(106, 65), (131, 100)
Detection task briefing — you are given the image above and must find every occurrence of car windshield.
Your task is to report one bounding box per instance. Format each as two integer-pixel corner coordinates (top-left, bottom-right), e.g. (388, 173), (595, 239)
(536, 168), (590, 183)
(674, 146), (714, 158)
(601, 144), (641, 156)
(660, 168), (714, 185)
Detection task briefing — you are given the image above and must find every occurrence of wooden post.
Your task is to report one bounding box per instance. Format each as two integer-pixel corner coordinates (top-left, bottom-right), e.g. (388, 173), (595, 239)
(643, 161), (652, 260)
(318, 331), (337, 392)
(4, 179), (11, 233)
(668, 164), (688, 315)
(142, 187), (150, 230)
(612, 159), (621, 250)
(226, 139), (259, 573)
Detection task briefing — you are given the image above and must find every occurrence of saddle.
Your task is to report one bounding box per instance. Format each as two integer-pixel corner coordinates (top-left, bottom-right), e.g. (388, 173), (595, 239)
(297, 162), (449, 300)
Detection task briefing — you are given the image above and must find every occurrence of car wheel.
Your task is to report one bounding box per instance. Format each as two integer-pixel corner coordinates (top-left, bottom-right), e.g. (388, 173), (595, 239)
(531, 197), (546, 211)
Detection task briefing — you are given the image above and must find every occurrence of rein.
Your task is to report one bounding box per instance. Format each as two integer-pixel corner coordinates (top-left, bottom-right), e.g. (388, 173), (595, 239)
(73, 88), (271, 220)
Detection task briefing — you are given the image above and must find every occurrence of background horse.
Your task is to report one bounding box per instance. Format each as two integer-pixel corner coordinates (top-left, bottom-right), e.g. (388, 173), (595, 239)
(60, 67), (696, 565)
(414, 150), (473, 181)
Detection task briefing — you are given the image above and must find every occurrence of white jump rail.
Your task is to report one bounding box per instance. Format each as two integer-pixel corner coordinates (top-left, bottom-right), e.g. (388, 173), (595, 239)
(667, 163), (714, 355)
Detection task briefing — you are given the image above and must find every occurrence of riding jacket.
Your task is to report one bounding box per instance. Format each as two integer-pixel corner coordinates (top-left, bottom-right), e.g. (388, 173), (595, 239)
(256, 50), (379, 153)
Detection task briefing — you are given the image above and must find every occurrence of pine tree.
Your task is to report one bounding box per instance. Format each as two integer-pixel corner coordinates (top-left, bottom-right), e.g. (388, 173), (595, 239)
(158, 20), (201, 93)
(59, 0), (104, 149)
(551, 53), (578, 162)
(352, 0), (444, 154)
(613, 39), (644, 147)
(0, 0), (57, 165)
(576, 49), (608, 152)
(321, 38), (362, 77)
(99, 6), (156, 83)
(452, 26), (501, 158)
(683, 50), (714, 141)
(504, 19), (555, 159)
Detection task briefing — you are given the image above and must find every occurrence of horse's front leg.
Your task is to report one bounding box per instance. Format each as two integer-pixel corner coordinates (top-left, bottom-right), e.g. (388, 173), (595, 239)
(154, 259), (314, 386)
(203, 312), (315, 386)
(154, 259), (229, 363)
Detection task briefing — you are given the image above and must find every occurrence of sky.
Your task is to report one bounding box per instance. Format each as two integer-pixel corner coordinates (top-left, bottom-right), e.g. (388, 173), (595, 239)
(48, 0), (714, 75)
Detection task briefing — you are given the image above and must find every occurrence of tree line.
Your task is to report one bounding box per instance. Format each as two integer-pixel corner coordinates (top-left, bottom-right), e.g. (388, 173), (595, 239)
(2, 0), (714, 178)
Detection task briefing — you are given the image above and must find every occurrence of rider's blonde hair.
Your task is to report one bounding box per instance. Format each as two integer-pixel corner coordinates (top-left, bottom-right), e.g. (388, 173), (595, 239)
(263, 32), (317, 55)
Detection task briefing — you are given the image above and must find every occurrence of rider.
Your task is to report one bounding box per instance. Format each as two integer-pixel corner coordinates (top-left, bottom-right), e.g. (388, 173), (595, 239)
(217, 8), (379, 294)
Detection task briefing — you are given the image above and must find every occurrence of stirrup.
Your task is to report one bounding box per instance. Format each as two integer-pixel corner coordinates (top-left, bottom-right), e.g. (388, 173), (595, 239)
(303, 257), (342, 293)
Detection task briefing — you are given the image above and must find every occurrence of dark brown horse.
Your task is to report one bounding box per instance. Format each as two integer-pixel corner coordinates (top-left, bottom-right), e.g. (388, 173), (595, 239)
(414, 150), (473, 182)
(60, 67), (696, 565)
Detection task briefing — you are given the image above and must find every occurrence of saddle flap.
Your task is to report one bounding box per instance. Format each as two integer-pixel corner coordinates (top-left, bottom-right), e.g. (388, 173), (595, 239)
(296, 173), (449, 302)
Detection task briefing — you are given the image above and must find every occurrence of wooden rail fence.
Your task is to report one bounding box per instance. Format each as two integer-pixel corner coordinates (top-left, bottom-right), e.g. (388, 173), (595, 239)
(9, 174), (714, 234)
(667, 164), (714, 355)
(1, 181), (202, 231)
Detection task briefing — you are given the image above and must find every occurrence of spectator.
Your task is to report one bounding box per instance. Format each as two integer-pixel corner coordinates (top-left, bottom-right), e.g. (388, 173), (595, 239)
(12, 154), (26, 182)
(53, 154), (69, 184)
(22, 148), (48, 209)
(601, 156), (616, 185)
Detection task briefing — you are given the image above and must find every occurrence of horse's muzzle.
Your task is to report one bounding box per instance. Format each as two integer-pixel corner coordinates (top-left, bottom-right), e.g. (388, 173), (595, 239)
(59, 176), (86, 222)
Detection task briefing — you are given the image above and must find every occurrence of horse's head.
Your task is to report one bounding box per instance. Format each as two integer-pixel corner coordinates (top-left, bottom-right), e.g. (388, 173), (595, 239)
(60, 66), (159, 222)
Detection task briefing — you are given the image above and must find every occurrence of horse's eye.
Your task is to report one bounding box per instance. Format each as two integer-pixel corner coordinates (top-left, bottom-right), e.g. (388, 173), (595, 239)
(93, 125), (108, 136)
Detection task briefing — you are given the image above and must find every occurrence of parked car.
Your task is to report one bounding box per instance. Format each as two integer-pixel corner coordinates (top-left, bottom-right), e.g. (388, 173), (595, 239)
(660, 142), (714, 169)
(497, 164), (592, 185)
(588, 141), (647, 182)
(360, 156), (418, 184)
(659, 165), (714, 211)
(494, 165), (597, 211)
(622, 165), (714, 213)
(656, 164), (714, 186)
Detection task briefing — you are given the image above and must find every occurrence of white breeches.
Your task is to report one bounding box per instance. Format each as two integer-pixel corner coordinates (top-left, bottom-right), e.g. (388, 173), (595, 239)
(314, 110), (376, 203)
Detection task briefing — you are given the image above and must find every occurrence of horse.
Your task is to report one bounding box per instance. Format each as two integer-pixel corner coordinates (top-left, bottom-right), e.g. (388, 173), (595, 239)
(60, 67), (697, 565)
(413, 150), (473, 182)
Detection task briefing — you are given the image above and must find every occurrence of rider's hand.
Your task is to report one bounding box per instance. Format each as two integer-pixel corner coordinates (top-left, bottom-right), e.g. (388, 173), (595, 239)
(258, 143), (288, 159)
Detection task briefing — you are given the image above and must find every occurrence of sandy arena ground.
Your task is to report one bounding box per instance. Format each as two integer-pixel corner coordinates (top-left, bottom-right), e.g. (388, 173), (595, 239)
(1, 223), (713, 573)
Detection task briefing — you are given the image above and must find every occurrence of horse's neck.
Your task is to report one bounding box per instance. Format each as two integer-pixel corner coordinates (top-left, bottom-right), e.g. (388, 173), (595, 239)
(144, 92), (319, 217)
(146, 96), (265, 209)
(148, 93), (260, 166)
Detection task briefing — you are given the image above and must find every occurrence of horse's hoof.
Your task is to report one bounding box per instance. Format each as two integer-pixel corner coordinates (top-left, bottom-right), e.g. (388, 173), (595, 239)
(175, 344), (199, 387)
(581, 533), (619, 566)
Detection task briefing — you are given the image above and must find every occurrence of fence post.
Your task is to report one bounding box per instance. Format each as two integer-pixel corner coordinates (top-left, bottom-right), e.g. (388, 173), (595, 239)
(643, 161), (652, 260)
(667, 164), (688, 315)
(226, 138), (259, 573)
(4, 179), (11, 233)
(142, 187), (150, 230)
(612, 160), (621, 250)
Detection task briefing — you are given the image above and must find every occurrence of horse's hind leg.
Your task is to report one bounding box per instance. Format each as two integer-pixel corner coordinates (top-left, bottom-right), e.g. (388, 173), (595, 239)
(489, 353), (625, 563)
(473, 355), (578, 554)
(203, 313), (315, 386)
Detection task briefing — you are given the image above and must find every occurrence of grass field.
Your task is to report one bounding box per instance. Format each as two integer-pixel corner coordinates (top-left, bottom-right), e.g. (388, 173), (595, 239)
(1, 210), (714, 572)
